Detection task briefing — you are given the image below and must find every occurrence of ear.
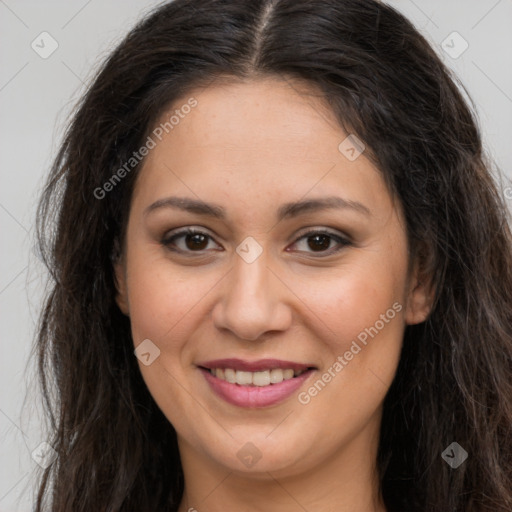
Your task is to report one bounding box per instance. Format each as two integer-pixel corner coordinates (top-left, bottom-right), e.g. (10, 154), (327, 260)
(112, 241), (130, 316)
(404, 259), (435, 325)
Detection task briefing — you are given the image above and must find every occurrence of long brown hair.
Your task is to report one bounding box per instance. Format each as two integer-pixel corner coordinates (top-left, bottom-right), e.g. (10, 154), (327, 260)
(33, 0), (512, 510)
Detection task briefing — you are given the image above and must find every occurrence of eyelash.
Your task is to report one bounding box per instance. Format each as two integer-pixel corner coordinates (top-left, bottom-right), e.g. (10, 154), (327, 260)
(161, 227), (352, 257)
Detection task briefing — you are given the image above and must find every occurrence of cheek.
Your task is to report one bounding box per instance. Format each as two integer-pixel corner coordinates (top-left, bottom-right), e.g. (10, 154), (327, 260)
(125, 254), (216, 348)
(291, 245), (408, 415)
(292, 268), (406, 433)
(294, 256), (406, 351)
(124, 256), (215, 426)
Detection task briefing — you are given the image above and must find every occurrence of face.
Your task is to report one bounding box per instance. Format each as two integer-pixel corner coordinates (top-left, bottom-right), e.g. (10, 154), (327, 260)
(114, 77), (431, 481)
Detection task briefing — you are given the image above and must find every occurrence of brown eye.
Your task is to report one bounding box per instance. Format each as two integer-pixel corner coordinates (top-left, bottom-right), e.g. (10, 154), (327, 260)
(184, 233), (209, 250)
(162, 228), (220, 253)
(307, 234), (332, 251)
(289, 229), (351, 256)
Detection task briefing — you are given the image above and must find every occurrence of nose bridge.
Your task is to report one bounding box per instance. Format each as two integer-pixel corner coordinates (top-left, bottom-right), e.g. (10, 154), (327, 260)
(233, 247), (270, 302)
(212, 243), (291, 340)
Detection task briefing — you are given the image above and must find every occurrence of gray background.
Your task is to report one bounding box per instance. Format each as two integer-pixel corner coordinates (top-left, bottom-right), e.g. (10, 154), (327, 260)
(1, 1), (511, 510)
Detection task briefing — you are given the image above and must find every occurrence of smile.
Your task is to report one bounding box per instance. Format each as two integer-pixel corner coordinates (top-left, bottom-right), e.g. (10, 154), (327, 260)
(207, 367), (308, 386)
(198, 358), (316, 408)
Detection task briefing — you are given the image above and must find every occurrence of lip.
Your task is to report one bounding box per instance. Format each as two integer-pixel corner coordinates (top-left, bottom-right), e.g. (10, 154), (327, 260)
(197, 359), (316, 409)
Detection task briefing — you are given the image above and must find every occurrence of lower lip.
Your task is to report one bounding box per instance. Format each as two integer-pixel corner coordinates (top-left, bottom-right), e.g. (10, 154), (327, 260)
(200, 368), (315, 408)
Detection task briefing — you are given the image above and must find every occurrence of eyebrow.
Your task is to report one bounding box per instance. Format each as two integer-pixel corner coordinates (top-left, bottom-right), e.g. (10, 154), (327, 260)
(144, 195), (371, 221)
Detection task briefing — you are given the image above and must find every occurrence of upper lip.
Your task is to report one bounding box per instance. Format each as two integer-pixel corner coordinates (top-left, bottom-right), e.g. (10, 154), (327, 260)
(197, 358), (315, 372)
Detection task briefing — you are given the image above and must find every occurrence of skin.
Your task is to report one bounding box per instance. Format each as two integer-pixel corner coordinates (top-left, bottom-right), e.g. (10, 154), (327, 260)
(114, 76), (432, 512)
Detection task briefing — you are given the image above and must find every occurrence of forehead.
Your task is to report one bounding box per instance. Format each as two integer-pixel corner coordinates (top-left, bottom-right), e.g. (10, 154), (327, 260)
(131, 77), (392, 218)
(155, 77), (343, 154)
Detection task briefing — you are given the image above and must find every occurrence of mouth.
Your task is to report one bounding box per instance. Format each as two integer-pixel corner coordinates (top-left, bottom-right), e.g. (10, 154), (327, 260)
(197, 358), (317, 408)
(203, 366), (309, 386)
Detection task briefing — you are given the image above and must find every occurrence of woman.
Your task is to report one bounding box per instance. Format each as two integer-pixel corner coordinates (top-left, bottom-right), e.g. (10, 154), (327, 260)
(33, 0), (512, 510)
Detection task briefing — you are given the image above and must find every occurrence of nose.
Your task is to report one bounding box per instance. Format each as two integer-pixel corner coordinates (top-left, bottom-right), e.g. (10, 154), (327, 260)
(211, 249), (293, 341)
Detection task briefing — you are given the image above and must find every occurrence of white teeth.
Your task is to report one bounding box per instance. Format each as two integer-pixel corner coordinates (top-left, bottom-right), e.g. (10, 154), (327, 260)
(269, 369), (284, 384)
(235, 371), (253, 386)
(224, 368), (236, 383)
(253, 371), (271, 387)
(209, 367), (308, 386)
(283, 369), (294, 380)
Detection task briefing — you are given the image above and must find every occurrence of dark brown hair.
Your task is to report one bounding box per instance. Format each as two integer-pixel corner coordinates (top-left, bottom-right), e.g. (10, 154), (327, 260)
(33, 0), (512, 510)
